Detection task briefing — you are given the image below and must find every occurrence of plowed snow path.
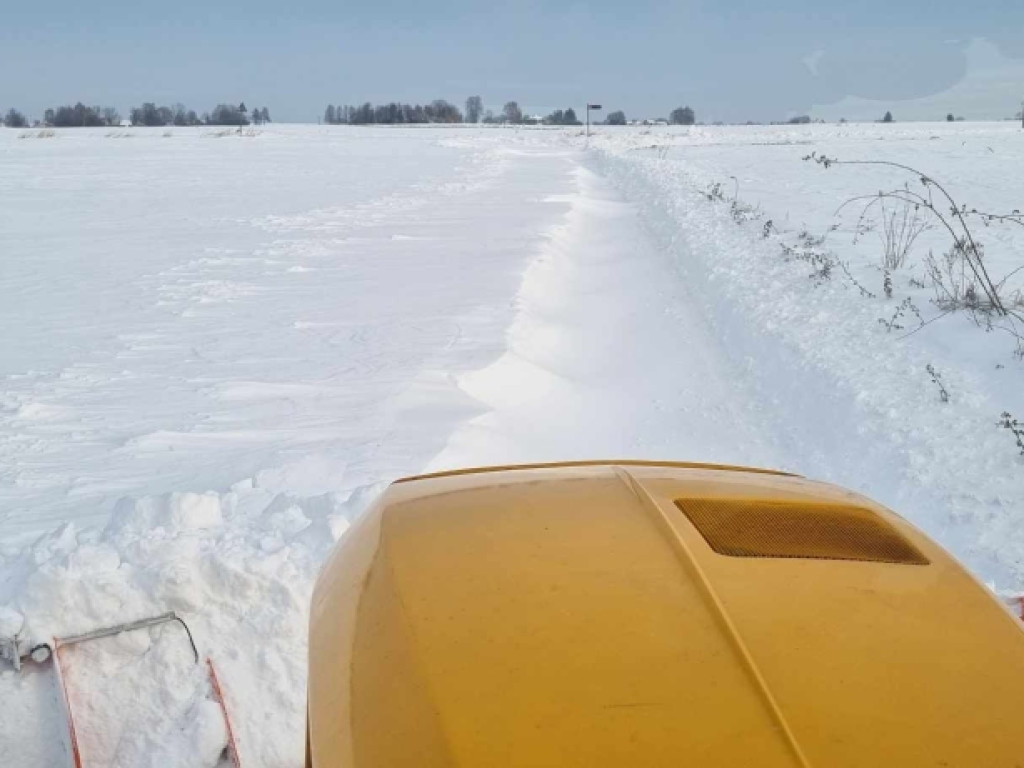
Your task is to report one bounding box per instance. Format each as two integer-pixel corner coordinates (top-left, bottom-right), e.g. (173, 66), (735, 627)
(429, 164), (783, 471)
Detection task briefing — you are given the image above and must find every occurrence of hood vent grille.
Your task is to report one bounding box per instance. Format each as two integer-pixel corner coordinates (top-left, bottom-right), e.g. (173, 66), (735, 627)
(675, 498), (929, 565)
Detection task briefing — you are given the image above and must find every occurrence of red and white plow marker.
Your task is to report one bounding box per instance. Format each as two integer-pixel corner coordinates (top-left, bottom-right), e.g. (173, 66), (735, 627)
(48, 612), (241, 768)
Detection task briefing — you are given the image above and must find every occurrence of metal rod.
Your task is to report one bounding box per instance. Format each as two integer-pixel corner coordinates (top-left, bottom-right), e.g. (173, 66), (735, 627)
(56, 611), (199, 663)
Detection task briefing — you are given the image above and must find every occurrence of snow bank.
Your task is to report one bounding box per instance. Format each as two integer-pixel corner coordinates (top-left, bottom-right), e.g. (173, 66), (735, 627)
(428, 165), (778, 473)
(587, 124), (1024, 590)
(0, 480), (383, 767)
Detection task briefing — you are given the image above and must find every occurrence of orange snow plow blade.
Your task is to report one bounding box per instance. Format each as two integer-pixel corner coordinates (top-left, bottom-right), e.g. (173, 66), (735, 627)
(307, 461), (1024, 767)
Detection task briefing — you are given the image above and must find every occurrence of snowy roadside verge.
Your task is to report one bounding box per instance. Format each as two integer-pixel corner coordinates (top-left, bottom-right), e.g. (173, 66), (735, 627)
(587, 144), (1024, 593)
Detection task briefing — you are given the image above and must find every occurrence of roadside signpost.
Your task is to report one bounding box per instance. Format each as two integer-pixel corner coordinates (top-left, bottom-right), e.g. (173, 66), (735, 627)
(586, 104), (602, 137)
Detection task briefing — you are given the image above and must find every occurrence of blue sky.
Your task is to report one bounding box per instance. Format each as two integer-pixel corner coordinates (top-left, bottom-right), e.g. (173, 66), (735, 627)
(2, 1), (1023, 122)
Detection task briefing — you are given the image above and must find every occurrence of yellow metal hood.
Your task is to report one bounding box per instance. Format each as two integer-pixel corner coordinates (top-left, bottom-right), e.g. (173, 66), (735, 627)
(309, 462), (1024, 767)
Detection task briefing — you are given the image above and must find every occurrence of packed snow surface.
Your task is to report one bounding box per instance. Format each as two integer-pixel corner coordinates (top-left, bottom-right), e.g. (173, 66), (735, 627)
(1, 122), (1022, 766)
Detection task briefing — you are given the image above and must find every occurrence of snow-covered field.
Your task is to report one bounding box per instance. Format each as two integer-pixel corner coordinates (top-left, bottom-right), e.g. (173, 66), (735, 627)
(1, 122), (1022, 766)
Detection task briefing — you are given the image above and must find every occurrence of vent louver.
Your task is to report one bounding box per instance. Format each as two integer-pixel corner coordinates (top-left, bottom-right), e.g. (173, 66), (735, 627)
(675, 498), (929, 565)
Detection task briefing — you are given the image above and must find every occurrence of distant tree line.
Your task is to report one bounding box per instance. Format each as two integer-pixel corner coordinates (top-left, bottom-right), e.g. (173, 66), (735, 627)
(324, 100), (463, 124)
(479, 102), (582, 126)
(497, 101), (522, 124)
(4, 108), (28, 128)
(37, 103), (121, 127)
(0, 101), (272, 128)
(207, 103), (249, 126)
(130, 102), (270, 127)
(4, 97), (711, 130)
(323, 98), (583, 127)
(597, 106), (696, 127)
(541, 108), (581, 126)
(669, 106), (696, 125)
(319, 97), (701, 128)
(8, 100), (999, 131)
(131, 103), (200, 126)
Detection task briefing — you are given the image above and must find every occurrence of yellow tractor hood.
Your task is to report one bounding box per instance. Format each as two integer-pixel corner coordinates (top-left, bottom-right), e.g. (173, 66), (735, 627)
(308, 461), (1024, 767)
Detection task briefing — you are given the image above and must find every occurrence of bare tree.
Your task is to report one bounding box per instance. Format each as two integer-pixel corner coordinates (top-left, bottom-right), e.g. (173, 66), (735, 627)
(3, 108), (28, 128)
(502, 101), (523, 124)
(47, 103), (107, 127)
(327, 100), (462, 125)
(669, 106), (695, 125)
(465, 95), (483, 124)
(207, 104), (249, 126)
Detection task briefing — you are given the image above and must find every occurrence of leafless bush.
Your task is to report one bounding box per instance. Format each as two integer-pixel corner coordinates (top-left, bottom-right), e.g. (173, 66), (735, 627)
(805, 153), (1024, 356)
(704, 178), (763, 225)
(878, 297), (924, 333)
(730, 199), (762, 224)
(925, 245), (983, 311)
(837, 261), (876, 298)
(18, 130), (55, 139)
(780, 242), (836, 283)
(926, 364), (950, 403)
(204, 128), (260, 138)
(797, 229), (827, 248)
(841, 193), (929, 270)
(998, 412), (1024, 456)
(876, 197), (929, 269)
(805, 152), (1020, 317)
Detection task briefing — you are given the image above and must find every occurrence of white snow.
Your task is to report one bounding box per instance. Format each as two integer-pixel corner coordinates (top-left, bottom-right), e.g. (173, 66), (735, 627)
(1, 122), (1023, 766)
(587, 121), (1024, 586)
(427, 165), (776, 470)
